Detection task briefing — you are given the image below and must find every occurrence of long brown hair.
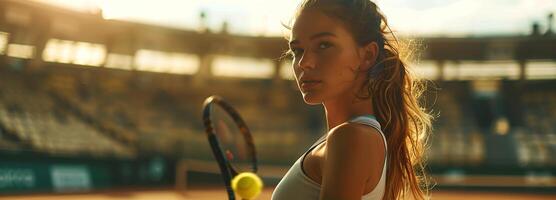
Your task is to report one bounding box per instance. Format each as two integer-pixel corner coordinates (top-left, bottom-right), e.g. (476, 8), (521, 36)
(286, 0), (434, 199)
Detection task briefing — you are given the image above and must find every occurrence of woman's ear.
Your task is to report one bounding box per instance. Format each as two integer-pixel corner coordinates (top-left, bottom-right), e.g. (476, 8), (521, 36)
(359, 42), (379, 71)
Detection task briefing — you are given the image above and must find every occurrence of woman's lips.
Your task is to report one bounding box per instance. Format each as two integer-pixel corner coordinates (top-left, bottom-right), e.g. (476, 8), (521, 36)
(301, 81), (321, 90)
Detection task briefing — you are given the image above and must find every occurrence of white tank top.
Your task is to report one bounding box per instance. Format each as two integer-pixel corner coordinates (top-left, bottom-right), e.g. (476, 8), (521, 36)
(272, 115), (388, 200)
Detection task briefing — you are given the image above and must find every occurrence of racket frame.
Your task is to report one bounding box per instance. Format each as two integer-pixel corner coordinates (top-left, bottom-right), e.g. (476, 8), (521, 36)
(202, 95), (258, 200)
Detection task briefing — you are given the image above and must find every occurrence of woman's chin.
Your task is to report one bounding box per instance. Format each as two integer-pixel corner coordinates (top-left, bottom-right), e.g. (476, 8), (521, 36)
(302, 93), (322, 105)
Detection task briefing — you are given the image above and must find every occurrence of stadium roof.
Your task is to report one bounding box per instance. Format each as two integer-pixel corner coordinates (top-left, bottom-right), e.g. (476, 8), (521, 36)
(29, 0), (556, 37)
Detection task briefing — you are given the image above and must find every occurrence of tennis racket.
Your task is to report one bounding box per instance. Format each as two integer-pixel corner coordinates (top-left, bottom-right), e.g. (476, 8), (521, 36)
(202, 95), (258, 200)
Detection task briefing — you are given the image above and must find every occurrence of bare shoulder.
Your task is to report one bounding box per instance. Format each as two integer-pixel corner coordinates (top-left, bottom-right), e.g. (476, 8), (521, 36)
(319, 122), (387, 197)
(327, 122), (384, 149)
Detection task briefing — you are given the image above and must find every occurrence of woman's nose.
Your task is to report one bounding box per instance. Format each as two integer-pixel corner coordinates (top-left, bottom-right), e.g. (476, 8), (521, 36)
(298, 52), (315, 71)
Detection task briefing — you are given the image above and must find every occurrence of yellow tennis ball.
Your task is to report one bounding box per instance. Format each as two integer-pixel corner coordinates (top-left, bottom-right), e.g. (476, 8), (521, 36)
(231, 172), (263, 200)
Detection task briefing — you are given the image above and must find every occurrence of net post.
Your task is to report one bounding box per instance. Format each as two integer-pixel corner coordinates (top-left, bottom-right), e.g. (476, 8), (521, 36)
(175, 159), (188, 196)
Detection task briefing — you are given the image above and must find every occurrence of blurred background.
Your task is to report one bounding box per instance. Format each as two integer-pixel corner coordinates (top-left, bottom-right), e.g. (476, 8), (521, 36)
(0, 0), (555, 199)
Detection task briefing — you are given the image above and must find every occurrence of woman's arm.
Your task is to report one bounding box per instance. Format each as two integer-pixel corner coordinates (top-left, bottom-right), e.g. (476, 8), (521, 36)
(319, 123), (386, 200)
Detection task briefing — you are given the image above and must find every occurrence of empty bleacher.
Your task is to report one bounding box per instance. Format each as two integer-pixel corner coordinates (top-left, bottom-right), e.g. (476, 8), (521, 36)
(0, 70), (134, 158)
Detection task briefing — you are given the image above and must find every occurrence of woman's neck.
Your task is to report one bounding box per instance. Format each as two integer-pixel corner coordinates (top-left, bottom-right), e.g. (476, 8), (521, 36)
(323, 95), (374, 131)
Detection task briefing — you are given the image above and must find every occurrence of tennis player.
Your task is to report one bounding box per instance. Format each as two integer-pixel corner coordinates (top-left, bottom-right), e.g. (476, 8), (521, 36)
(271, 0), (433, 199)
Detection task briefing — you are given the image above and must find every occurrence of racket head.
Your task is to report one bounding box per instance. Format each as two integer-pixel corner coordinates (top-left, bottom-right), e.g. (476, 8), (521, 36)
(202, 95), (258, 198)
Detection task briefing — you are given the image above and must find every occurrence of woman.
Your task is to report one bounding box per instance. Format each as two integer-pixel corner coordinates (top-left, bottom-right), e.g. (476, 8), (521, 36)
(271, 0), (433, 199)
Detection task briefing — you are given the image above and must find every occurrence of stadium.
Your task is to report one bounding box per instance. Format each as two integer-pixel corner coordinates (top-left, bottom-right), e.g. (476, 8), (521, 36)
(0, 0), (555, 199)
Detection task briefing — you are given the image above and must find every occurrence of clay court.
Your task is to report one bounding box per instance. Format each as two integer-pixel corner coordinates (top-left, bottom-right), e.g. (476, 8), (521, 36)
(3, 187), (556, 200)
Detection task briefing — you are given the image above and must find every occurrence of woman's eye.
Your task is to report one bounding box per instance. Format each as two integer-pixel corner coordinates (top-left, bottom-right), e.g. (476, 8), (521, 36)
(318, 42), (332, 49)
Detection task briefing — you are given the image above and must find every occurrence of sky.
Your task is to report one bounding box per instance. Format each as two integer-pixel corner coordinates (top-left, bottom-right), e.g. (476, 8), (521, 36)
(32, 0), (556, 37)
